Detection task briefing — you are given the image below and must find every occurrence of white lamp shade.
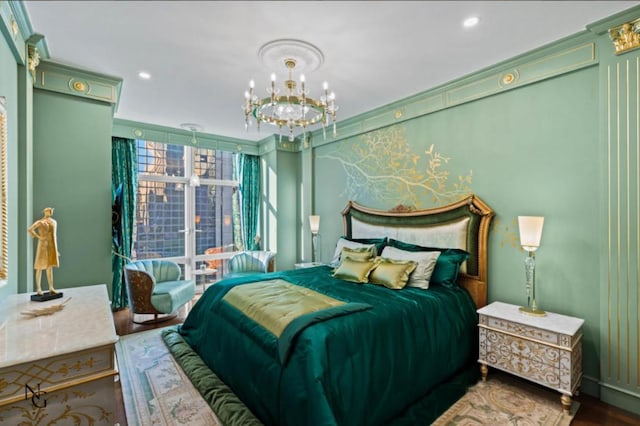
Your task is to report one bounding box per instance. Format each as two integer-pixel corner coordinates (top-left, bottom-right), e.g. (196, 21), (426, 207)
(309, 215), (320, 234)
(518, 216), (544, 250)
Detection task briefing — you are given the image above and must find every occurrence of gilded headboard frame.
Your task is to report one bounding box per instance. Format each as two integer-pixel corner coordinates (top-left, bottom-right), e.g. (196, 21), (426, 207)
(341, 195), (494, 308)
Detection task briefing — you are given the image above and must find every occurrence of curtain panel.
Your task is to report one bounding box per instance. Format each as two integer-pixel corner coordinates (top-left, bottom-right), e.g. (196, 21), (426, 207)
(235, 154), (261, 251)
(111, 137), (138, 309)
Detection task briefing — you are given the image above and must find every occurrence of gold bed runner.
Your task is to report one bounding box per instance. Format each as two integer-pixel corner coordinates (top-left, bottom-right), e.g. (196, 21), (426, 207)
(222, 279), (345, 337)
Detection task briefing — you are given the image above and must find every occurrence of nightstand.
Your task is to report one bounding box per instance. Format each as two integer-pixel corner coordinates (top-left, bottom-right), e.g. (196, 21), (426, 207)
(294, 262), (324, 269)
(477, 301), (584, 413)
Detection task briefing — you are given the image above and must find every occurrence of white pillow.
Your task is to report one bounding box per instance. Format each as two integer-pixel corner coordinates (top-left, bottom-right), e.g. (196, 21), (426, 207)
(380, 246), (440, 289)
(331, 238), (376, 266)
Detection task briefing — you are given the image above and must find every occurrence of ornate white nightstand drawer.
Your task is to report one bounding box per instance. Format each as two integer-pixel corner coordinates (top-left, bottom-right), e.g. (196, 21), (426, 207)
(0, 374), (115, 425)
(0, 345), (114, 403)
(479, 327), (582, 393)
(480, 314), (579, 349)
(477, 301), (584, 413)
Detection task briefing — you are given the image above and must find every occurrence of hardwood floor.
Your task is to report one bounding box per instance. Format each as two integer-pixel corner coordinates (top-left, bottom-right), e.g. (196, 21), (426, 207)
(112, 293), (640, 426)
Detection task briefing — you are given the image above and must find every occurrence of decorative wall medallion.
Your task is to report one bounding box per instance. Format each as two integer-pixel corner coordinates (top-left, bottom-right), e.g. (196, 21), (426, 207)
(502, 73), (515, 85)
(609, 19), (640, 55)
(394, 109), (404, 119)
(72, 81), (87, 92)
(133, 129), (143, 138)
(10, 15), (18, 37)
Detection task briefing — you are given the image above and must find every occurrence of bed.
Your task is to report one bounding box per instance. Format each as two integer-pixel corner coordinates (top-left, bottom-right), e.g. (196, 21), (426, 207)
(166, 194), (494, 425)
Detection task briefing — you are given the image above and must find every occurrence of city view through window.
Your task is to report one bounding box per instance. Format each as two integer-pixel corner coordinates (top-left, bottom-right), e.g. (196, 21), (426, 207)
(133, 140), (239, 284)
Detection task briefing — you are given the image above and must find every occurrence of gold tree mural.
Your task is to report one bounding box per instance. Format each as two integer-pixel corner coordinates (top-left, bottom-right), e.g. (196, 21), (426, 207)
(317, 126), (473, 208)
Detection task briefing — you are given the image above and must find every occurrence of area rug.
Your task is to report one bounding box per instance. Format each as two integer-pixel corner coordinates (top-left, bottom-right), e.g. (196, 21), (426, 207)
(118, 327), (579, 426)
(432, 374), (580, 426)
(116, 327), (221, 426)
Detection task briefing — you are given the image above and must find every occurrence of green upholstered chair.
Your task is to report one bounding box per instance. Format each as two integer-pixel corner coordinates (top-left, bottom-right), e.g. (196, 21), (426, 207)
(124, 259), (195, 324)
(226, 251), (275, 279)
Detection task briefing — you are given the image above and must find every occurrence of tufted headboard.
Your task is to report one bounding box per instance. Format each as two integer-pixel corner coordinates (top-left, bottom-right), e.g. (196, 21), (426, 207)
(341, 195), (494, 308)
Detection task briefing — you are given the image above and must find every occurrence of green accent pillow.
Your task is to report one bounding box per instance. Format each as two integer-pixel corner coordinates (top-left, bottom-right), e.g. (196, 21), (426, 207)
(368, 258), (417, 290)
(341, 246), (376, 262)
(387, 239), (470, 288)
(333, 257), (379, 283)
(343, 236), (387, 255)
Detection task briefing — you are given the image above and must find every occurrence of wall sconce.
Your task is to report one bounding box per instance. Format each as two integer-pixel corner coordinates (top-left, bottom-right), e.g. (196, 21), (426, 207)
(309, 215), (320, 262)
(518, 216), (545, 316)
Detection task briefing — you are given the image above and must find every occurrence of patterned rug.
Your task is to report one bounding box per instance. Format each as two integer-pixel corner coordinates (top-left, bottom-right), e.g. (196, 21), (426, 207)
(116, 328), (221, 425)
(432, 374), (580, 426)
(117, 327), (578, 426)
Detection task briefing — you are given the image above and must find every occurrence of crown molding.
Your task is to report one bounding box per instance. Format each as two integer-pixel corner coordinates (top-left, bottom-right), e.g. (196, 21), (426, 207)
(0, 0), (26, 64)
(34, 60), (122, 114)
(308, 30), (597, 149)
(587, 4), (640, 35)
(112, 119), (262, 156)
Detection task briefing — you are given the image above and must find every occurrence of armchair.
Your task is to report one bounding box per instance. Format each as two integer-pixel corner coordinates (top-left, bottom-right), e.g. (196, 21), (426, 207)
(226, 251), (276, 279)
(124, 259), (195, 324)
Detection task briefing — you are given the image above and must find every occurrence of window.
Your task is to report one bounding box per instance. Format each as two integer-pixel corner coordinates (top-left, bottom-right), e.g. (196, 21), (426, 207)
(133, 140), (239, 283)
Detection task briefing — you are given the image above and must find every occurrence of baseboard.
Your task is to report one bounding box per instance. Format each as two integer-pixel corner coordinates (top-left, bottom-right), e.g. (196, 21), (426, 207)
(580, 375), (640, 416)
(579, 374), (600, 398)
(598, 381), (640, 416)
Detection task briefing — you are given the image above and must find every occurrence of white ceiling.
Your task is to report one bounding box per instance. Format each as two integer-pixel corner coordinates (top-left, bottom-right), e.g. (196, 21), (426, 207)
(24, 1), (638, 142)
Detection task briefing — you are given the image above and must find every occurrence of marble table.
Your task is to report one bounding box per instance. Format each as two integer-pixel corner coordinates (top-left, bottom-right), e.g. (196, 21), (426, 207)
(0, 284), (118, 425)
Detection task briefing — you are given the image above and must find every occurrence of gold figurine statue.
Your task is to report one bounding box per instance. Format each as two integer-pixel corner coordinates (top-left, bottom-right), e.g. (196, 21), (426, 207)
(28, 207), (60, 295)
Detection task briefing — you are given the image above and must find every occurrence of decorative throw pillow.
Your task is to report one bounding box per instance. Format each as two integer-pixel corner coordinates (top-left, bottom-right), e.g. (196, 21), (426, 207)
(386, 240), (470, 288)
(331, 238), (376, 266)
(343, 236), (387, 256)
(340, 246), (376, 262)
(368, 258), (417, 290)
(429, 249), (470, 287)
(333, 257), (379, 283)
(380, 246), (440, 289)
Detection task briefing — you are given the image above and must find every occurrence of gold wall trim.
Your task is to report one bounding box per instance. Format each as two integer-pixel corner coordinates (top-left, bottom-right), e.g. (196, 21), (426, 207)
(609, 18), (640, 55)
(0, 98), (7, 282)
(606, 54), (640, 390)
(607, 64), (612, 380)
(637, 55), (640, 388)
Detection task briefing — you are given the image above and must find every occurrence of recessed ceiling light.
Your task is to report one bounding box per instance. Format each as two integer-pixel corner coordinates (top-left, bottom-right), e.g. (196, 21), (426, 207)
(463, 16), (480, 28)
(138, 71), (151, 80)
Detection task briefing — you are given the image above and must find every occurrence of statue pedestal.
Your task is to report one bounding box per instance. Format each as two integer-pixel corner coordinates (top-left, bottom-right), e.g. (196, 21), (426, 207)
(31, 292), (63, 302)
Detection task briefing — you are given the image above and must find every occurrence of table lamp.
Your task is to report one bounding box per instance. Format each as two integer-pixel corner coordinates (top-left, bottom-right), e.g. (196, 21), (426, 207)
(518, 216), (545, 316)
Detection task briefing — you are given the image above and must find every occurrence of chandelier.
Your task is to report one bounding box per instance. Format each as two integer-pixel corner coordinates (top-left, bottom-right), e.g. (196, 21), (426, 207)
(243, 57), (338, 143)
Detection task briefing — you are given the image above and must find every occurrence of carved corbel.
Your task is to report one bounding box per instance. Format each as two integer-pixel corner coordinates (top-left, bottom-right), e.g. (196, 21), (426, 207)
(27, 45), (40, 82)
(609, 18), (640, 55)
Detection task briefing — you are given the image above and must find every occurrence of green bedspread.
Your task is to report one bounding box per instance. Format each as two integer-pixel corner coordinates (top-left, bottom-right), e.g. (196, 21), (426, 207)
(179, 265), (478, 426)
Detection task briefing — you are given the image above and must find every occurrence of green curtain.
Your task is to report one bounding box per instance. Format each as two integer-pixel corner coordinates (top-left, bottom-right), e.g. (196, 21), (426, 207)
(235, 154), (261, 251)
(111, 137), (138, 309)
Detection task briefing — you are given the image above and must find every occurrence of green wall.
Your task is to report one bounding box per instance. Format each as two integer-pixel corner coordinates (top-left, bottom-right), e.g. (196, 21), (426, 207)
(594, 12), (640, 411)
(32, 90), (113, 292)
(307, 9), (640, 414)
(315, 64), (601, 378)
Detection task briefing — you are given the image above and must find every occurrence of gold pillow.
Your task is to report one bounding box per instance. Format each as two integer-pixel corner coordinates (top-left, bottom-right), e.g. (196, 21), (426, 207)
(340, 246), (376, 262)
(333, 257), (379, 283)
(369, 258), (417, 290)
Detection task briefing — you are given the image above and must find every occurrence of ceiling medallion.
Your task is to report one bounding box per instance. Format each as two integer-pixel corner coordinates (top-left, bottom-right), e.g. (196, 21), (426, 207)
(243, 39), (338, 143)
